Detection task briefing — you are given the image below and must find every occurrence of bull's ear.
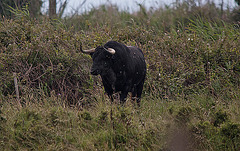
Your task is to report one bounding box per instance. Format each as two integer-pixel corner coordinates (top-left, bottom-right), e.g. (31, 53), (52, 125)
(90, 52), (94, 57)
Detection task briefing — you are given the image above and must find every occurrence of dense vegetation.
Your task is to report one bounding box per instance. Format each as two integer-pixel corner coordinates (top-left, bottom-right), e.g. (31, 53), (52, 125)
(0, 1), (240, 150)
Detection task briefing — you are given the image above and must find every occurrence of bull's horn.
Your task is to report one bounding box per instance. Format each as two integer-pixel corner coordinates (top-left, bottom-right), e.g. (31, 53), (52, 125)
(80, 45), (95, 54)
(107, 48), (116, 54)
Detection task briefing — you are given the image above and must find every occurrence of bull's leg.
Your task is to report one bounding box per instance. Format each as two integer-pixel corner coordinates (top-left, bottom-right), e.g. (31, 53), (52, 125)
(131, 85), (137, 103)
(136, 81), (144, 107)
(131, 92), (137, 101)
(120, 91), (128, 104)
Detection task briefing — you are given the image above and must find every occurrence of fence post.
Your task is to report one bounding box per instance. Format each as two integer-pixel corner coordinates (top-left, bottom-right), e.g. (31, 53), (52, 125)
(13, 72), (21, 107)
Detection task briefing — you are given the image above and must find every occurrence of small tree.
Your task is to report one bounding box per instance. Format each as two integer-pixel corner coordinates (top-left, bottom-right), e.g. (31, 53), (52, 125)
(49, 0), (56, 18)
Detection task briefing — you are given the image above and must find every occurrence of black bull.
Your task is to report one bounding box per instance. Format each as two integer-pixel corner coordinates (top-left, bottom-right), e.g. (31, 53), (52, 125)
(81, 41), (146, 106)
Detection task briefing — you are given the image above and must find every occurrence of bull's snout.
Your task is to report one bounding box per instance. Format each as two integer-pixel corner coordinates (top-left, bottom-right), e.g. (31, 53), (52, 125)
(90, 68), (100, 75)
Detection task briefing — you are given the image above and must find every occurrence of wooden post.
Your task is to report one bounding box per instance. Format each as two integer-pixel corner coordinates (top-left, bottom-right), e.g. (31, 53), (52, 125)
(13, 72), (21, 108)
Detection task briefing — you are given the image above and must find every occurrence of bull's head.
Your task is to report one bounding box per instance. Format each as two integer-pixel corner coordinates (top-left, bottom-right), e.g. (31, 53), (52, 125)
(80, 46), (116, 76)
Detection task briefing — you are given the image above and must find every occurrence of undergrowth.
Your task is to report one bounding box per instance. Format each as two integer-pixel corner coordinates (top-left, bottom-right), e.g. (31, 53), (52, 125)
(0, 2), (240, 151)
(0, 91), (239, 150)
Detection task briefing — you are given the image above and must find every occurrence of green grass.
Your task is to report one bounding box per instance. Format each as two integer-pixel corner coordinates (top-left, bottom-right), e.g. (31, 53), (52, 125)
(0, 91), (239, 150)
(0, 2), (240, 150)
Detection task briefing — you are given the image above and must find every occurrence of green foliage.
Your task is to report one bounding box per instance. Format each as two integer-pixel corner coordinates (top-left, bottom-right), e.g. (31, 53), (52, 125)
(0, 90), (238, 150)
(80, 111), (92, 120)
(175, 106), (193, 124)
(0, 0), (42, 18)
(213, 110), (228, 127)
(220, 122), (240, 150)
(0, 2), (239, 150)
(0, 98), (168, 150)
(194, 113), (240, 150)
(0, 12), (92, 104)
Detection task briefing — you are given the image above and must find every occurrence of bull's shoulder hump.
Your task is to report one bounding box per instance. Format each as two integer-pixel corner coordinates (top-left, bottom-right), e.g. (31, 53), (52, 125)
(127, 46), (136, 48)
(127, 46), (140, 50)
(105, 41), (121, 47)
(127, 46), (144, 54)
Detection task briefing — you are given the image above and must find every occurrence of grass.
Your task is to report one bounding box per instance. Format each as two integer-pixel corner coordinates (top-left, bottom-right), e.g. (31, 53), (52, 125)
(0, 90), (239, 150)
(0, 1), (240, 150)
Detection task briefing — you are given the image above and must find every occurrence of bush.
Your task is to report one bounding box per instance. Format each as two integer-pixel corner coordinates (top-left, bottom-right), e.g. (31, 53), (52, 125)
(0, 14), (92, 104)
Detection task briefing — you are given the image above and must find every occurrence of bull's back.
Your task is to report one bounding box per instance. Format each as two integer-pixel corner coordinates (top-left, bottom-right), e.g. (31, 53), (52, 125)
(127, 46), (146, 68)
(127, 46), (146, 84)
